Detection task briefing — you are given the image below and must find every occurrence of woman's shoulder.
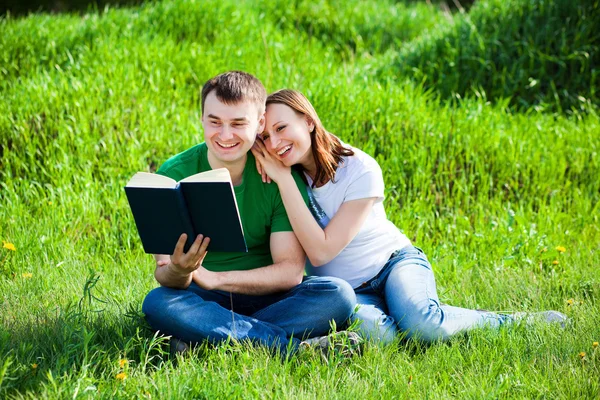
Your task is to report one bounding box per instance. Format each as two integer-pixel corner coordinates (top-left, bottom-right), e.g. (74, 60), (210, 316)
(333, 144), (385, 200)
(341, 145), (382, 175)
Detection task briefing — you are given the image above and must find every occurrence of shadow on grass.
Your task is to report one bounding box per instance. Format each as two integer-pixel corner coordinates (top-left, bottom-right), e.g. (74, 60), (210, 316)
(1, 0), (145, 16)
(0, 300), (169, 396)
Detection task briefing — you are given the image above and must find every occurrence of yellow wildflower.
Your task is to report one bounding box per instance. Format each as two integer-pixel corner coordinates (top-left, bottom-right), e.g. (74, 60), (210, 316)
(593, 342), (598, 348)
(116, 372), (127, 380)
(48, 201), (53, 205)
(567, 299), (574, 306)
(579, 352), (586, 359)
(2, 241), (16, 251)
(556, 246), (566, 253)
(32, 363), (38, 369)
(119, 359), (128, 368)
(22, 273), (33, 279)
(552, 260), (559, 265)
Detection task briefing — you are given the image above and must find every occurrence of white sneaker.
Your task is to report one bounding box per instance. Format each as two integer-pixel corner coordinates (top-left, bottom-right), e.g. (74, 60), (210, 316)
(511, 311), (568, 328)
(299, 331), (362, 357)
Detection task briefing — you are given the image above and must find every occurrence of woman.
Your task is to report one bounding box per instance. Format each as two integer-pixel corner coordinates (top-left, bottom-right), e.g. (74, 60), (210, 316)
(251, 89), (566, 344)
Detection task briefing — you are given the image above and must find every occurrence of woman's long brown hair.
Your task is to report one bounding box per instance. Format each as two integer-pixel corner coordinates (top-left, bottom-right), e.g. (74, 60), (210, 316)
(266, 89), (354, 188)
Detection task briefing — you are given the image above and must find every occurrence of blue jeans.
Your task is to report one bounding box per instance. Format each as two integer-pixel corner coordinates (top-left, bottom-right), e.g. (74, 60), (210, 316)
(142, 276), (356, 354)
(352, 245), (509, 344)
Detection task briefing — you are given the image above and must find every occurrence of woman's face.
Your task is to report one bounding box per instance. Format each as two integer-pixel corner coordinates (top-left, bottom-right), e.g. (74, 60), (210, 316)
(262, 103), (313, 167)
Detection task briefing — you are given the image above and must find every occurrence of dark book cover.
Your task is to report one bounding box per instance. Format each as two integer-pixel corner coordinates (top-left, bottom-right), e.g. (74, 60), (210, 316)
(125, 186), (195, 254)
(125, 169), (247, 255)
(180, 181), (247, 253)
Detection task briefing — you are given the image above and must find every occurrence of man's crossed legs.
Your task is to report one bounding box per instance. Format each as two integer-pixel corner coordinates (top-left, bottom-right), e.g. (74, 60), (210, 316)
(143, 276), (356, 355)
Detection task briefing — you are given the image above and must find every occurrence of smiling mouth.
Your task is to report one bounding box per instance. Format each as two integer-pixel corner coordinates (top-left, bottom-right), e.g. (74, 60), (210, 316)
(216, 141), (240, 149)
(277, 145), (292, 157)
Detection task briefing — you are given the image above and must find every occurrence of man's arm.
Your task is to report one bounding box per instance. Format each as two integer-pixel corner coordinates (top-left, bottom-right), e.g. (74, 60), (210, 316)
(192, 231), (305, 295)
(153, 253), (192, 289)
(153, 233), (210, 289)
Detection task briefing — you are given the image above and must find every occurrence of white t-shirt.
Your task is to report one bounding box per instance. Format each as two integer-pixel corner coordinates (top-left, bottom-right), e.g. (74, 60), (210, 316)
(304, 145), (411, 288)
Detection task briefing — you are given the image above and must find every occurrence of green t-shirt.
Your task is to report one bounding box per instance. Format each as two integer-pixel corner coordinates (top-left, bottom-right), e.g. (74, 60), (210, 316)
(157, 143), (308, 272)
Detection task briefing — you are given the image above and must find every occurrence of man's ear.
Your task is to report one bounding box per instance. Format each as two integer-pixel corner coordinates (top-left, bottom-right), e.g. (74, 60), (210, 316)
(257, 111), (266, 133)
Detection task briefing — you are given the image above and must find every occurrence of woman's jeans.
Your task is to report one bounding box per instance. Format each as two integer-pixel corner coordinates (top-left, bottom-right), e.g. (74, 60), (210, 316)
(352, 245), (509, 344)
(142, 276), (356, 355)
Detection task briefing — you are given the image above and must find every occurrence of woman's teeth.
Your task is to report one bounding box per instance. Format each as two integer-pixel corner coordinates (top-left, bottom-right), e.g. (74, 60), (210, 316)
(277, 145), (292, 156)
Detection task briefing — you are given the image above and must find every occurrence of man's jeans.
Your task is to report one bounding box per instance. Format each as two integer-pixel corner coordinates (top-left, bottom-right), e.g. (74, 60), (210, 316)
(142, 276), (356, 354)
(353, 245), (509, 344)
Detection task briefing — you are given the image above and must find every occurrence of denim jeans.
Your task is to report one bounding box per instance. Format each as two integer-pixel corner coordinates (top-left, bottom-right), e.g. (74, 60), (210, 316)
(352, 245), (509, 344)
(142, 276), (356, 354)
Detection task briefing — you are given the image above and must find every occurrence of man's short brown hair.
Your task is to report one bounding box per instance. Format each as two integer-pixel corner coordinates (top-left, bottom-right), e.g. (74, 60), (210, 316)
(201, 71), (267, 116)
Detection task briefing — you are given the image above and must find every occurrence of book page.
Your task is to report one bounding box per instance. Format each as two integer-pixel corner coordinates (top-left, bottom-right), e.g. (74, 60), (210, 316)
(126, 172), (177, 188)
(180, 168), (232, 183)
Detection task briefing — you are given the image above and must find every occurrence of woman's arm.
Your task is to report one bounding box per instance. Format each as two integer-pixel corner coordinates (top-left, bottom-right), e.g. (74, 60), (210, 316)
(251, 141), (375, 266)
(276, 175), (376, 266)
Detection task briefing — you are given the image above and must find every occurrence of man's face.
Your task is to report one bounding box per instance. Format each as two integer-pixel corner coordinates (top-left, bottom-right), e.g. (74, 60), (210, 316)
(202, 91), (265, 164)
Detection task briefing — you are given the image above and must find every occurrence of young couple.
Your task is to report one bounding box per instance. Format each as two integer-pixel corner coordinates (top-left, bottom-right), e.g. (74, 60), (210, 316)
(142, 71), (565, 356)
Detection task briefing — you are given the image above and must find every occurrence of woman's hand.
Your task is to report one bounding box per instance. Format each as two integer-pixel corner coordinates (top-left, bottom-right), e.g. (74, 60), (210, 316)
(254, 141), (272, 184)
(251, 138), (291, 184)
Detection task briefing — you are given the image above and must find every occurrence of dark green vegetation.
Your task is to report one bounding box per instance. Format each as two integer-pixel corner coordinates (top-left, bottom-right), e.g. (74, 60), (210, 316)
(393, 0), (600, 112)
(1, 0), (599, 398)
(1, 0), (143, 16)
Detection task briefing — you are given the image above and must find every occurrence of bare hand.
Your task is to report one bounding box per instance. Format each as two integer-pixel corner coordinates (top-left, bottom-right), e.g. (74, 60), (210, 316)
(192, 265), (219, 290)
(163, 233), (210, 277)
(254, 140), (272, 184)
(251, 139), (291, 184)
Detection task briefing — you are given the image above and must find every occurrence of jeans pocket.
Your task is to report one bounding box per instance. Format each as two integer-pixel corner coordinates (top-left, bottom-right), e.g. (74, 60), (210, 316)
(413, 246), (425, 255)
(390, 251), (432, 272)
(413, 258), (433, 270)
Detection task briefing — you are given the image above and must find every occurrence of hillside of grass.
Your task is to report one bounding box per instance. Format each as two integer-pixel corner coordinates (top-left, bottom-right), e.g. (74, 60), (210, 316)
(1, 0), (599, 398)
(389, 0), (600, 112)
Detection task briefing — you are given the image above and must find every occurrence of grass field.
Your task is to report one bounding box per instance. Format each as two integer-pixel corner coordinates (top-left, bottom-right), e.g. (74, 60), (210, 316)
(1, 0), (599, 398)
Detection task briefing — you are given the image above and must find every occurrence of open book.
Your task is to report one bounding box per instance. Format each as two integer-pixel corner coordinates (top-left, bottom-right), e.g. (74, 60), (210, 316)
(125, 168), (247, 254)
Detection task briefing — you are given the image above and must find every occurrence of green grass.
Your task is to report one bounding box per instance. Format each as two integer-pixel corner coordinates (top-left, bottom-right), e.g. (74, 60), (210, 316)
(1, 0), (599, 398)
(388, 0), (600, 112)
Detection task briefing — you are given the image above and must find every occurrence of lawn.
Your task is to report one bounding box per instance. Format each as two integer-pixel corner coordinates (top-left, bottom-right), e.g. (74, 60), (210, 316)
(1, 0), (599, 398)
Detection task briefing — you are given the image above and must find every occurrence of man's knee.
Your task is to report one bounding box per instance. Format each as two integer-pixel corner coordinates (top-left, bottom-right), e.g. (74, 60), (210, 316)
(142, 286), (180, 322)
(304, 276), (356, 322)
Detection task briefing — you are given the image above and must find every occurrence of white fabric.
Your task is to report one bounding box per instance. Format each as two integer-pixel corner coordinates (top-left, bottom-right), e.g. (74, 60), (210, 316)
(304, 146), (411, 288)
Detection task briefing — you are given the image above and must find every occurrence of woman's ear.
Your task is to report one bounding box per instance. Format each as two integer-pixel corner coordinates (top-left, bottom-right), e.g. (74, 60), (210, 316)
(306, 117), (315, 133)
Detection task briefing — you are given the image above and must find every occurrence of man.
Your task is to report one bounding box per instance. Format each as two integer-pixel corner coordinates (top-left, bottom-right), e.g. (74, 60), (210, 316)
(142, 71), (356, 356)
